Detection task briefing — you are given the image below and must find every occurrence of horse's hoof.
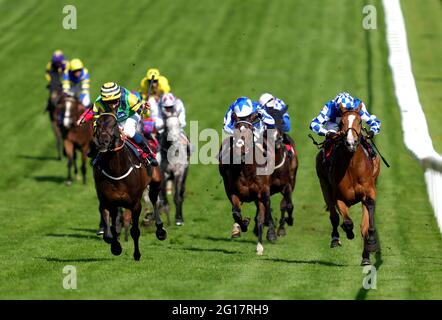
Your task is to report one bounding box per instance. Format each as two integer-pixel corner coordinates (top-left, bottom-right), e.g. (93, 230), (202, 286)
(134, 252), (141, 261)
(96, 227), (104, 236)
(156, 227), (167, 241)
(231, 223), (241, 238)
(286, 216), (294, 226)
(240, 218), (250, 232)
(256, 243), (264, 255)
(175, 219), (183, 226)
(361, 258), (371, 266)
(277, 227), (286, 237)
(266, 229), (277, 243)
(345, 230), (355, 240)
(330, 238), (342, 248)
(65, 180), (72, 186)
(111, 242), (122, 256)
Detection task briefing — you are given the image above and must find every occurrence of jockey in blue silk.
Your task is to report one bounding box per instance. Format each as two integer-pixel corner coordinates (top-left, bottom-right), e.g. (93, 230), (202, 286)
(62, 58), (91, 108)
(259, 93), (294, 158)
(310, 92), (380, 160)
(310, 92), (380, 138)
(223, 97), (275, 135)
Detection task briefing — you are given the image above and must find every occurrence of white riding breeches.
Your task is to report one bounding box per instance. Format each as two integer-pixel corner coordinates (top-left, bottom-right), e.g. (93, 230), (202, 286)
(119, 113), (141, 138)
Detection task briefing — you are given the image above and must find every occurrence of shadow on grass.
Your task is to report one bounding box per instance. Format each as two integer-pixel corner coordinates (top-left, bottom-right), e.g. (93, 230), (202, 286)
(46, 233), (100, 240)
(70, 227), (99, 234)
(166, 245), (240, 255)
(263, 258), (347, 267)
(190, 234), (257, 245)
(18, 154), (61, 161)
(38, 257), (111, 263)
(32, 176), (66, 184)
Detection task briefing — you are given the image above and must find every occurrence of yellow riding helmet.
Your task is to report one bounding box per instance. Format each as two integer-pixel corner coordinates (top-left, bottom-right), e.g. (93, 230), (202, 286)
(146, 68), (160, 81)
(101, 82), (121, 101)
(70, 58), (84, 71)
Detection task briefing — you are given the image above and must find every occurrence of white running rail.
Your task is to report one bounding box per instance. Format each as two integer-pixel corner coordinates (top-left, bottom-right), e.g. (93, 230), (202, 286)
(383, 0), (442, 232)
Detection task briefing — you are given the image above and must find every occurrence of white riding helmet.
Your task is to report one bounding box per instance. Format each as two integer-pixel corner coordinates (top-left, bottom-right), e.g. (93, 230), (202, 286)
(233, 97), (254, 117)
(259, 93), (275, 108)
(161, 93), (176, 108)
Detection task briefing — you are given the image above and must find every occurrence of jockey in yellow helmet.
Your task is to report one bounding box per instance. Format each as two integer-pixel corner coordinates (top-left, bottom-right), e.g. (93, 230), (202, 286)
(62, 58), (91, 108)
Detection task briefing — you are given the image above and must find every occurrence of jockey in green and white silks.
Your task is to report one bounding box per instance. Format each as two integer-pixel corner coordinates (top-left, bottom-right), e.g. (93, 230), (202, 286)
(78, 82), (158, 166)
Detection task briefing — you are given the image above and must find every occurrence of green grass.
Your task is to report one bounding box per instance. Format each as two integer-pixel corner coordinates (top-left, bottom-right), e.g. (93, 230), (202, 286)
(0, 0), (442, 299)
(402, 0), (442, 153)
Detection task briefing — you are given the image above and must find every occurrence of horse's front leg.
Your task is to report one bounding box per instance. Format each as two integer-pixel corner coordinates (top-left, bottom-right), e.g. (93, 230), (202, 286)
(361, 197), (378, 265)
(264, 194), (276, 243)
(109, 207), (122, 256)
(51, 121), (63, 160)
(173, 168), (188, 226)
(256, 196), (266, 255)
(150, 178), (167, 241)
(64, 140), (74, 186)
(337, 200), (354, 240)
(231, 194), (250, 237)
(99, 205), (112, 244)
(130, 202), (142, 261)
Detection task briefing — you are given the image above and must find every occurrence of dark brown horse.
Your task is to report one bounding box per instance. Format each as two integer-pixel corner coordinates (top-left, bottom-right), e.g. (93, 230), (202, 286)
(58, 96), (93, 185)
(219, 113), (276, 255)
(93, 113), (166, 260)
(46, 73), (64, 160)
(268, 130), (298, 237)
(316, 104), (381, 265)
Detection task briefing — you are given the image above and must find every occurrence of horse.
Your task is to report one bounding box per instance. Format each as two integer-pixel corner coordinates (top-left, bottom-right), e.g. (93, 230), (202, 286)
(157, 115), (190, 226)
(219, 113), (276, 255)
(315, 104), (381, 265)
(57, 96), (93, 185)
(93, 113), (167, 260)
(46, 72), (64, 160)
(268, 129), (298, 237)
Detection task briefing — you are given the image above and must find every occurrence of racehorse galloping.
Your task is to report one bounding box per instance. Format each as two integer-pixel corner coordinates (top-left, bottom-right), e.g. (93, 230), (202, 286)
(47, 73), (64, 160)
(58, 96), (93, 185)
(93, 113), (167, 260)
(158, 115), (190, 226)
(269, 129), (298, 236)
(316, 104), (381, 265)
(219, 113), (276, 255)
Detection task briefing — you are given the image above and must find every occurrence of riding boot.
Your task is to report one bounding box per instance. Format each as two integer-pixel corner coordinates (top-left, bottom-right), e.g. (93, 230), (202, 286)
(133, 132), (158, 167)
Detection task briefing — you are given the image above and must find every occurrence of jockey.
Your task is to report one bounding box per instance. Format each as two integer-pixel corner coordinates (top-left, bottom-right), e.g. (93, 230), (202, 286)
(62, 58), (91, 108)
(156, 93), (186, 133)
(259, 93), (294, 158)
(309, 92), (381, 160)
(45, 50), (69, 117)
(139, 68), (171, 131)
(45, 50), (69, 83)
(78, 82), (158, 166)
(223, 97), (275, 136)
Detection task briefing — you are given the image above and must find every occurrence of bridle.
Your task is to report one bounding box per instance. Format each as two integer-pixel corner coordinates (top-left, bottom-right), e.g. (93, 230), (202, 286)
(96, 113), (125, 152)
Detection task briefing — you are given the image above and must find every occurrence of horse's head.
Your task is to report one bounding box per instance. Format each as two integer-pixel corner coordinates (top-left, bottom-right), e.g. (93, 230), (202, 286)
(94, 113), (122, 152)
(48, 74), (62, 106)
(339, 103), (362, 153)
(164, 115), (181, 144)
(232, 112), (258, 158)
(58, 95), (79, 128)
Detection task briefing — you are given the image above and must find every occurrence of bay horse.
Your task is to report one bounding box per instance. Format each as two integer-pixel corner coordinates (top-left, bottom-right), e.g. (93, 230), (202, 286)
(316, 104), (381, 265)
(219, 113), (276, 255)
(158, 115), (190, 226)
(58, 96), (93, 185)
(93, 113), (166, 260)
(46, 73), (64, 160)
(268, 130), (298, 237)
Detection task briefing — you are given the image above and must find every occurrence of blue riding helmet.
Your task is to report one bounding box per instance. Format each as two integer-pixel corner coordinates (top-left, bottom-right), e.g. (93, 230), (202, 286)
(232, 97), (255, 118)
(334, 92), (355, 110)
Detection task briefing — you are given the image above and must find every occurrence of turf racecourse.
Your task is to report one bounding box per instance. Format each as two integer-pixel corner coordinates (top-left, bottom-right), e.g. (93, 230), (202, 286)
(0, 0), (442, 299)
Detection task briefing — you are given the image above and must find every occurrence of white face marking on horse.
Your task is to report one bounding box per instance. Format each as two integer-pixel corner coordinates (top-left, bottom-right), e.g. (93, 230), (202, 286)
(64, 100), (72, 128)
(347, 115), (356, 143)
